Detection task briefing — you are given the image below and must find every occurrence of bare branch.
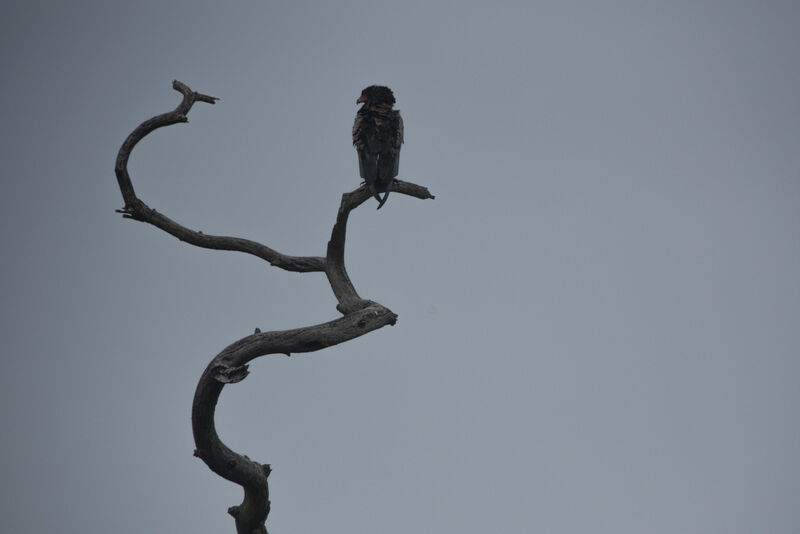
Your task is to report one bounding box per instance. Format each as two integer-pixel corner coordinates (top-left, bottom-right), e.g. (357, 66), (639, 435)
(192, 304), (397, 534)
(115, 81), (434, 533)
(117, 198), (326, 272)
(326, 181), (435, 313)
(115, 80), (218, 206)
(114, 80), (326, 273)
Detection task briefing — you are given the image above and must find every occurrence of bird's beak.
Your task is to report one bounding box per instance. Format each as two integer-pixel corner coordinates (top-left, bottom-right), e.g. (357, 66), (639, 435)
(357, 95), (366, 104)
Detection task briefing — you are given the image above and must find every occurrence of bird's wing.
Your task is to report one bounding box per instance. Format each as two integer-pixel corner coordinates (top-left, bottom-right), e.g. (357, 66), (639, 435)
(388, 111), (403, 177)
(358, 149), (378, 183)
(352, 112), (365, 148)
(395, 111), (404, 148)
(353, 111), (377, 184)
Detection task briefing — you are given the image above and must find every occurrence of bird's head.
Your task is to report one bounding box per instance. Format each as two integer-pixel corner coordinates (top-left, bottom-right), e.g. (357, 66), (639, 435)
(357, 85), (396, 107)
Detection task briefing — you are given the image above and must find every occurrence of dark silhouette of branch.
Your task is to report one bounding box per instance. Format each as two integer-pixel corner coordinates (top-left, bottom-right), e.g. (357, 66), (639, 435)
(114, 80), (325, 273)
(114, 80), (434, 533)
(192, 306), (397, 533)
(326, 181), (434, 313)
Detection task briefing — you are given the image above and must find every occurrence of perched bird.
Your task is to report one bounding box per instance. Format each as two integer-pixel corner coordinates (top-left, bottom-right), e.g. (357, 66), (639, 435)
(352, 85), (404, 209)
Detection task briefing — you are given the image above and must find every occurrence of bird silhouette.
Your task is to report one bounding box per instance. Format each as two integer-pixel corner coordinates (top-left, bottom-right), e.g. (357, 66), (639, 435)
(352, 85), (404, 209)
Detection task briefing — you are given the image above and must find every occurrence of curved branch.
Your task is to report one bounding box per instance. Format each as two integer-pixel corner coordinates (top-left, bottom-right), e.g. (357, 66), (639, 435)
(119, 199), (326, 272)
(327, 181), (435, 313)
(192, 304), (397, 534)
(114, 80), (326, 273)
(115, 80), (217, 207)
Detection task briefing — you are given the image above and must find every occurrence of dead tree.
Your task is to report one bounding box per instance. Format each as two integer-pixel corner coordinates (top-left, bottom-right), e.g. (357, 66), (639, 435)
(114, 81), (434, 534)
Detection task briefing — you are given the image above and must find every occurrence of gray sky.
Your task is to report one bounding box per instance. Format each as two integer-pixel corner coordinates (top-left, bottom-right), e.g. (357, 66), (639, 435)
(1, 1), (799, 533)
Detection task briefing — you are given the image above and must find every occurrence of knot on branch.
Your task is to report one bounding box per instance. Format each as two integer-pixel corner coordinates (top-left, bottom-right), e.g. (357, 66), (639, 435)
(211, 363), (249, 384)
(115, 198), (150, 221)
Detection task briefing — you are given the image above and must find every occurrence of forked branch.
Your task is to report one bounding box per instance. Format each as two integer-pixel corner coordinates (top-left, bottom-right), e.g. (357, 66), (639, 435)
(114, 81), (433, 533)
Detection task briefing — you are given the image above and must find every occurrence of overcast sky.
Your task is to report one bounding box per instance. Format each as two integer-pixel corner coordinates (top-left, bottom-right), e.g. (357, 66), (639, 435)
(1, 2), (799, 533)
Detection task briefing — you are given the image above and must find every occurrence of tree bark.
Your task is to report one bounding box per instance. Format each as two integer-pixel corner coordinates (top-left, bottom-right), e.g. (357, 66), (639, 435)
(114, 80), (434, 533)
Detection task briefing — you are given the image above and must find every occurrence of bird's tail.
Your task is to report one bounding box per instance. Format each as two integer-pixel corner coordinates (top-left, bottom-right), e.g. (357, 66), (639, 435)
(368, 181), (382, 203)
(376, 177), (393, 210)
(374, 155), (392, 210)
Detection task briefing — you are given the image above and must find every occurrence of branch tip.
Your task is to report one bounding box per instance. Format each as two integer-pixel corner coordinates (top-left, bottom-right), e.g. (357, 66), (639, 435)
(195, 92), (219, 104)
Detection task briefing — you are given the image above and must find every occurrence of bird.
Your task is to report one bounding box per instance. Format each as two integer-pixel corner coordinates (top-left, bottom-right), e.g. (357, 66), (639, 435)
(352, 85), (404, 209)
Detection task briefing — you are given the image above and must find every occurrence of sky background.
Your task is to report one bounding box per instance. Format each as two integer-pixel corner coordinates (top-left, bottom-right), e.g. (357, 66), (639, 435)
(1, 1), (799, 533)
